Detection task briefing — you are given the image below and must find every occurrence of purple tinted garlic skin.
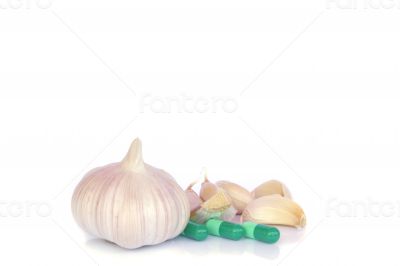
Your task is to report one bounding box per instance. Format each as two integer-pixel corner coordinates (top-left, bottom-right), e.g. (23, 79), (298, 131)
(185, 183), (202, 213)
(71, 138), (190, 249)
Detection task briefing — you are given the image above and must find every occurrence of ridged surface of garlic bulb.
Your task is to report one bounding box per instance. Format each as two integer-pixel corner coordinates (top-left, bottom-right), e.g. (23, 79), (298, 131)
(71, 138), (190, 249)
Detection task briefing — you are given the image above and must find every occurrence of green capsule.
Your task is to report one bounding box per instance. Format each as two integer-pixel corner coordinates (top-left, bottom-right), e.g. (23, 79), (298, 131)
(206, 219), (244, 240)
(181, 220), (208, 241)
(242, 222), (280, 244)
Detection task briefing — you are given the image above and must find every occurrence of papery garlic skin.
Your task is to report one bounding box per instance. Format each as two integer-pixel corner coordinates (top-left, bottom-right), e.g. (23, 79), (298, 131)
(185, 184), (202, 213)
(199, 177), (218, 201)
(71, 138), (190, 249)
(216, 181), (253, 214)
(191, 188), (235, 223)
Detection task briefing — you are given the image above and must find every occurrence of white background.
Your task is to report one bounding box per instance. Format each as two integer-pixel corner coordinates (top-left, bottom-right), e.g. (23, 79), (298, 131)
(1, 0), (400, 265)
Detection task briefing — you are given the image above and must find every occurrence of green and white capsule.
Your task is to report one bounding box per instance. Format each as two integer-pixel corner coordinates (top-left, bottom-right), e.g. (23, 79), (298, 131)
(181, 220), (208, 241)
(206, 219), (245, 240)
(242, 222), (280, 244)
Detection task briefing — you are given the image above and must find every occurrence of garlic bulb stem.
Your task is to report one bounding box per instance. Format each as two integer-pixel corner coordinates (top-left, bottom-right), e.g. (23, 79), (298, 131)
(121, 138), (145, 170)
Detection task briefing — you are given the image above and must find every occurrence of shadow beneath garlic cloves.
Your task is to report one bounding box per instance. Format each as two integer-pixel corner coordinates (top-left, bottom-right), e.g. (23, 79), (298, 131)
(171, 235), (219, 256)
(85, 234), (282, 259)
(85, 227), (300, 260)
(245, 239), (280, 259)
(275, 226), (306, 245)
(172, 236), (280, 259)
(216, 237), (280, 259)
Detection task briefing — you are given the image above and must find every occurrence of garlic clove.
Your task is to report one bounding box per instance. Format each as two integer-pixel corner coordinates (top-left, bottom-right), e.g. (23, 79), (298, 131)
(242, 195), (306, 228)
(71, 138), (190, 249)
(199, 176), (218, 201)
(185, 182), (202, 213)
(215, 180), (253, 214)
(252, 180), (292, 199)
(191, 188), (235, 223)
(201, 188), (231, 211)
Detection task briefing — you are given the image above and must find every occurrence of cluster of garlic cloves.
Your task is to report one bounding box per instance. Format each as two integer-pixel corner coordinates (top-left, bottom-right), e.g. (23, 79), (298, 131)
(185, 176), (306, 229)
(186, 176), (236, 223)
(215, 181), (252, 214)
(71, 138), (190, 249)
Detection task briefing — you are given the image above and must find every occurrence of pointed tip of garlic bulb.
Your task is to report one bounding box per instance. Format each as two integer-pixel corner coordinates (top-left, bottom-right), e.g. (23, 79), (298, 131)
(121, 138), (145, 170)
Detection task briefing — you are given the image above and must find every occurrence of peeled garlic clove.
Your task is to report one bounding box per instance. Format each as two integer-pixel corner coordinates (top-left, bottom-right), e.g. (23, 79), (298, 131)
(201, 188), (231, 211)
(215, 180), (253, 214)
(252, 180), (292, 199)
(71, 138), (190, 249)
(242, 195), (306, 228)
(185, 182), (202, 213)
(200, 176), (218, 201)
(191, 188), (235, 223)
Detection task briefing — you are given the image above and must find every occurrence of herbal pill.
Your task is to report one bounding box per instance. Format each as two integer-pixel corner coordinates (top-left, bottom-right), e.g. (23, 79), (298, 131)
(181, 220), (208, 241)
(206, 219), (244, 240)
(242, 222), (280, 244)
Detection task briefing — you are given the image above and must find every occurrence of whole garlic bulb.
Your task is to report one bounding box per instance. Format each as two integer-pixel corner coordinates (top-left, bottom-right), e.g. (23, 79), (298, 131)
(71, 138), (190, 249)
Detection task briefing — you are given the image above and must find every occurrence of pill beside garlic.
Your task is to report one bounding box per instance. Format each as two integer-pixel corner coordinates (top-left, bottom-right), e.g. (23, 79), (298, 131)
(187, 177), (306, 229)
(71, 138), (190, 249)
(72, 136), (307, 250)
